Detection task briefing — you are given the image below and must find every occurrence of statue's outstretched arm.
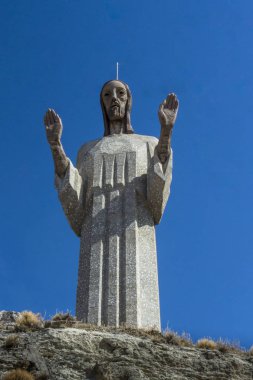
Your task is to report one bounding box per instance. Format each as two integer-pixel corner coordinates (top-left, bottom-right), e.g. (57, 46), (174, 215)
(44, 109), (69, 178)
(147, 94), (178, 224)
(44, 109), (84, 236)
(157, 93), (179, 165)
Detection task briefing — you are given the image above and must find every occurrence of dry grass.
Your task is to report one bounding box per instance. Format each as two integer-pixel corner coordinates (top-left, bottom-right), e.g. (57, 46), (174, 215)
(2, 369), (34, 380)
(196, 338), (217, 350)
(2, 334), (19, 349)
(16, 311), (43, 329)
(216, 339), (242, 354)
(51, 312), (75, 323)
(43, 311), (75, 328)
(164, 329), (193, 347)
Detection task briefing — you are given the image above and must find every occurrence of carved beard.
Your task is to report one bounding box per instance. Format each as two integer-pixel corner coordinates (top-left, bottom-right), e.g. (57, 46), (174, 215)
(108, 104), (126, 121)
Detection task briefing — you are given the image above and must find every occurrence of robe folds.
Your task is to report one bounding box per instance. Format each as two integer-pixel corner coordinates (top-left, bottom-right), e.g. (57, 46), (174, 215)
(55, 133), (173, 330)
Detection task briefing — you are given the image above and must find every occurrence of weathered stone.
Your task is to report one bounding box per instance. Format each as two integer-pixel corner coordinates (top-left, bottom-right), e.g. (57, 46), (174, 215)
(55, 134), (172, 331)
(0, 313), (252, 380)
(44, 80), (179, 330)
(0, 311), (20, 324)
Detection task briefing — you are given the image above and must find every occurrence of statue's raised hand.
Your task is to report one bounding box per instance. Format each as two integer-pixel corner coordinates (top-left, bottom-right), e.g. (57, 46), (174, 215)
(158, 93), (179, 131)
(43, 109), (69, 177)
(157, 93), (179, 164)
(44, 109), (63, 146)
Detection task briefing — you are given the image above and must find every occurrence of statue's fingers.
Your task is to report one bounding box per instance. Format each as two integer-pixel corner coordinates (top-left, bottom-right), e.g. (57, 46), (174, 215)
(44, 112), (51, 127)
(171, 97), (177, 110)
(55, 113), (61, 124)
(172, 95), (178, 110)
(159, 103), (164, 112)
(166, 94), (174, 109)
(52, 109), (60, 124)
(48, 109), (55, 125)
(174, 99), (179, 110)
(172, 96), (179, 109)
(45, 109), (50, 123)
(166, 93), (174, 100)
(165, 94), (171, 105)
(158, 103), (166, 119)
(49, 109), (55, 124)
(53, 110), (62, 125)
(51, 109), (57, 122)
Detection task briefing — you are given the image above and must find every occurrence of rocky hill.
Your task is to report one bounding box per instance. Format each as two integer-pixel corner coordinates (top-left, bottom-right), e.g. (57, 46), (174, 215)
(0, 311), (253, 380)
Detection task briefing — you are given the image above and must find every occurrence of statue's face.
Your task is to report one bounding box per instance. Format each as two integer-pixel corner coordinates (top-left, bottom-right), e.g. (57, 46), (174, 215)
(102, 80), (128, 121)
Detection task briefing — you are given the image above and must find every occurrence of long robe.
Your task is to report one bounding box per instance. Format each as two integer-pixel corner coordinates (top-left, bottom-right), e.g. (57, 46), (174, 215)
(55, 133), (172, 330)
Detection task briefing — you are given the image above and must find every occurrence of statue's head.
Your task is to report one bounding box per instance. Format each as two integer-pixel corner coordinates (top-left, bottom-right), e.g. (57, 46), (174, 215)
(100, 80), (134, 136)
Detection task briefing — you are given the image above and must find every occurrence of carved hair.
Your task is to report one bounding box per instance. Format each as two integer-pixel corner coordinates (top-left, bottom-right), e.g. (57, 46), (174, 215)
(100, 80), (134, 136)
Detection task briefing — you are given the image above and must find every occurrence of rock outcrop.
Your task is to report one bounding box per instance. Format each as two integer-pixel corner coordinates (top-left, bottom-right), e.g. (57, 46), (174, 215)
(0, 312), (252, 380)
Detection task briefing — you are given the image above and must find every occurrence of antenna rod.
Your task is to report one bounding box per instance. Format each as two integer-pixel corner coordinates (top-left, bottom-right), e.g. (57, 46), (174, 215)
(116, 62), (119, 80)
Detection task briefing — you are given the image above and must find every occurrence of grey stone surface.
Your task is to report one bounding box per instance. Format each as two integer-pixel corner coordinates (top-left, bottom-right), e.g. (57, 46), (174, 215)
(0, 311), (20, 324)
(0, 314), (252, 380)
(55, 134), (172, 330)
(44, 80), (179, 330)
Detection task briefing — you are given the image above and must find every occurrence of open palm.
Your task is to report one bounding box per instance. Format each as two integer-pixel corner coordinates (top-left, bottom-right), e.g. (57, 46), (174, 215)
(44, 109), (63, 145)
(158, 93), (179, 127)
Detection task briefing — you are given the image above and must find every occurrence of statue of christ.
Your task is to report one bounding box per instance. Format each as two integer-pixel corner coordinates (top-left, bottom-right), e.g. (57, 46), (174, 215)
(43, 80), (179, 330)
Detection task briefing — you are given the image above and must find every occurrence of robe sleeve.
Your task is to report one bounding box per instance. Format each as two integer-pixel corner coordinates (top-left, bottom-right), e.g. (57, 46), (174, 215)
(55, 159), (84, 237)
(147, 145), (173, 225)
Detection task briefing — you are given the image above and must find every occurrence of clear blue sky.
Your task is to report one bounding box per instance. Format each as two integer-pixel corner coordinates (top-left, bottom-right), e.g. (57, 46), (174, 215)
(1, 0), (253, 348)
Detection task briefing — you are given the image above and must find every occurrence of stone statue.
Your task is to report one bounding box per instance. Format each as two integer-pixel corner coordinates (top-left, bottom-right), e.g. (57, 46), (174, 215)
(44, 80), (179, 330)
